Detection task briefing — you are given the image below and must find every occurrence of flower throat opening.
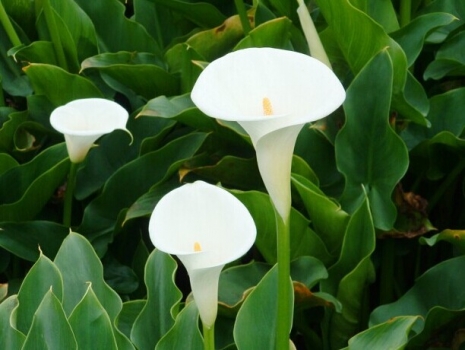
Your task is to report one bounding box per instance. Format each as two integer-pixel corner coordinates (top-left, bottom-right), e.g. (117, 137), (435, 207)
(262, 97), (273, 116)
(194, 241), (202, 252)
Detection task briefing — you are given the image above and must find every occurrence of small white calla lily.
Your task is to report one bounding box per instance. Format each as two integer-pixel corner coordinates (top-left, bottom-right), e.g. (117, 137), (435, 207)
(149, 181), (256, 328)
(50, 98), (130, 163)
(191, 48), (345, 221)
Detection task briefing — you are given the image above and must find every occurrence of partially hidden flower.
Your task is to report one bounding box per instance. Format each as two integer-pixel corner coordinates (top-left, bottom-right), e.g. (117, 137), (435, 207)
(191, 48), (345, 221)
(149, 181), (256, 328)
(50, 98), (130, 163)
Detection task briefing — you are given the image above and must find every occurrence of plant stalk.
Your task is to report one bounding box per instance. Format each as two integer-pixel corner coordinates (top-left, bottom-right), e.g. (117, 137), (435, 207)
(234, 0), (251, 36)
(399, 0), (412, 27)
(42, 0), (68, 70)
(63, 161), (78, 227)
(379, 238), (395, 305)
(276, 210), (292, 350)
(0, 0), (21, 47)
(203, 323), (215, 350)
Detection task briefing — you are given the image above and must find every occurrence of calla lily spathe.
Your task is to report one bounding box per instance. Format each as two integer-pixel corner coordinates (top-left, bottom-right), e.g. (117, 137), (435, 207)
(50, 98), (130, 163)
(191, 48), (345, 221)
(149, 181), (256, 328)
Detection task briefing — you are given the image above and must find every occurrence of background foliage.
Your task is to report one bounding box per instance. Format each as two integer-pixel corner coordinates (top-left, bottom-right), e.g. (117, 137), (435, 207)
(0, 0), (464, 348)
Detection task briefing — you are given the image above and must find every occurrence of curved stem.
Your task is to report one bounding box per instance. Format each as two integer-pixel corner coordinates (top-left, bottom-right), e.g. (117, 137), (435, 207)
(203, 322), (215, 350)
(0, 0), (21, 47)
(63, 161), (78, 227)
(276, 210), (292, 350)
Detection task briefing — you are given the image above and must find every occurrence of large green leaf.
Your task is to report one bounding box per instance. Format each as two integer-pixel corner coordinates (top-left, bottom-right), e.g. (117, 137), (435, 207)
(424, 31), (465, 80)
(0, 295), (25, 349)
(79, 132), (208, 253)
(155, 301), (203, 350)
(231, 189), (333, 265)
(73, 0), (161, 55)
(68, 284), (118, 350)
(343, 316), (420, 350)
(235, 17), (292, 50)
(0, 153), (18, 175)
(131, 250), (182, 350)
(0, 143), (69, 221)
(315, 0), (429, 124)
(0, 110), (27, 153)
(370, 255), (465, 327)
(15, 253), (63, 335)
(390, 13), (456, 67)
(0, 221), (69, 262)
(336, 50), (409, 230)
(23, 63), (103, 108)
(81, 52), (179, 100)
(21, 290), (77, 350)
(371, 256), (465, 348)
(233, 264), (293, 349)
(292, 173), (349, 256)
(321, 196), (376, 349)
(53, 232), (134, 350)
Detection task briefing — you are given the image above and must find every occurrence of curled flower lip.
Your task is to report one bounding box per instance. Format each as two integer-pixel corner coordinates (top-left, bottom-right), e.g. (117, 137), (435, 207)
(149, 181), (256, 327)
(50, 98), (130, 163)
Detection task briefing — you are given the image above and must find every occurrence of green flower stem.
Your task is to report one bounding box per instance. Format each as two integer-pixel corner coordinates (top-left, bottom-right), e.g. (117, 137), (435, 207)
(276, 210), (291, 350)
(202, 323), (215, 350)
(399, 0), (412, 27)
(42, 0), (68, 70)
(234, 0), (251, 36)
(63, 161), (78, 227)
(0, 0), (21, 47)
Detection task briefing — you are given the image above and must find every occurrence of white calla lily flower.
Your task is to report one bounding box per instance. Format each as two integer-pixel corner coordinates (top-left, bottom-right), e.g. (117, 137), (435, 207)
(191, 48), (345, 221)
(50, 98), (130, 163)
(149, 181), (256, 328)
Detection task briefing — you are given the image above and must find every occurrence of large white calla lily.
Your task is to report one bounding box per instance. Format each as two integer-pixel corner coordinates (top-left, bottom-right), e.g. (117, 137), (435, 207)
(191, 47), (345, 222)
(50, 98), (130, 163)
(149, 181), (256, 330)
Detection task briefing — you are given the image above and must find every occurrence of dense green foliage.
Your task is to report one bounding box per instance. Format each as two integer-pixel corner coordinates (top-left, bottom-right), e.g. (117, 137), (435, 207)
(0, 0), (464, 348)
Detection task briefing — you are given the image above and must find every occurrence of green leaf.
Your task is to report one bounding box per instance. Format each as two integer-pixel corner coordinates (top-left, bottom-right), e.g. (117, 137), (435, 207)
(336, 50), (409, 230)
(235, 17), (292, 50)
(231, 189), (333, 265)
(73, 0), (161, 55)
(68, 284), (118, 350)
(0, 153), (18, 175)
(0, 143), (69, 221)
(0, 221), (69, 262)
(131, 250), (182, 350)
(155, 301), (203, 350)
(81, 52), (179, 99)
(370, 255), (465, 328)
(424, 31), (465, 80)
(420, 229), (465, 254)
(54, 232), (134, 350)
(117, 300), (145, 338)
(23, 63), (103, 107)
(79, 132), (208, 253)
(0, 110), (27, 153)
(233, 264), (293, 349)
(292, 174), (349, 256)
(315, 0), (429, 124)
(390, 13), (456, 67)
(49, 0), (99, 63)
(9, 41), (58, 65)
(0, 296), (26, 349)
(21, 290), (77, 350)
(183, 14), (245, 62)
(321, 196), (376, 349)
(344, 316), (419, 350)
(15, 253), (63, 334)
